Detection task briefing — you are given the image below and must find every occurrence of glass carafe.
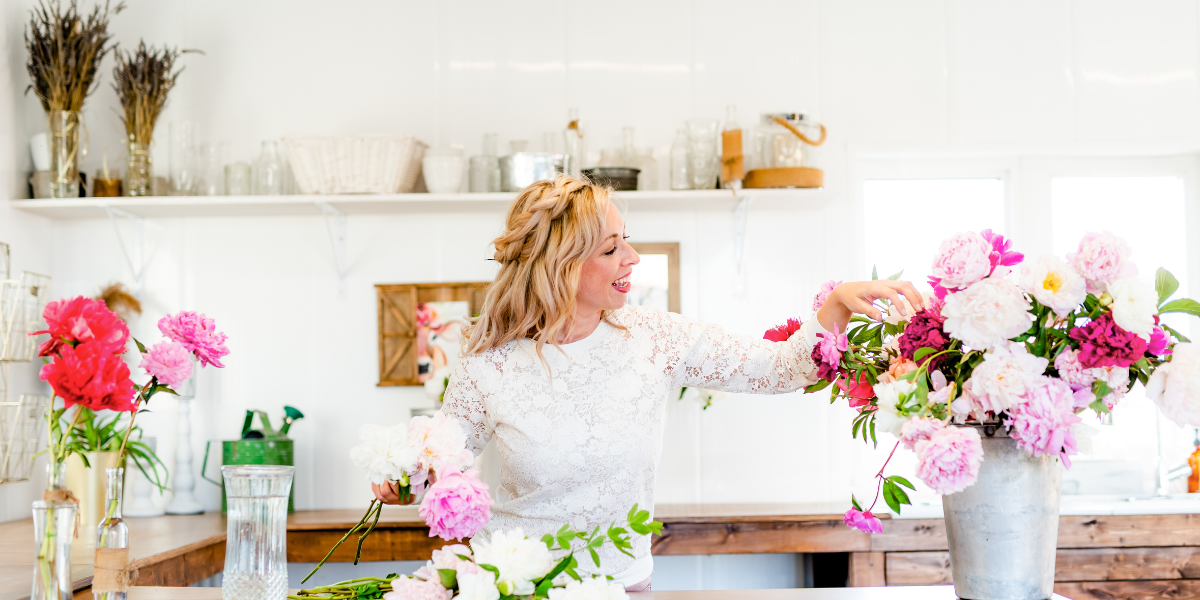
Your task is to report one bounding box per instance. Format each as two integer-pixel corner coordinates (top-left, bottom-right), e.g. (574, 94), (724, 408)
(32, 462), (76, 600)
(253, 141), (284, 195)
(48, 110), (84, 198)
(686, 118), (719, 190)
(94, 467), (129, 600)
(222, 465), (294, 600)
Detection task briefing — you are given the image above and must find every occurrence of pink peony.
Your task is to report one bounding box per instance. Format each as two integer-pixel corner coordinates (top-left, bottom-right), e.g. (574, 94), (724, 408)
(428, 544), (479, 575)
(763, 318), (802, 342)
(1054, 347), (1089, 387)
(1069, 232), (1137, 295)
(40, 342), (137, 413)
(409, 411), (476, 478)
(812, 280), (843, 313)
(419, 469), (491, 541)
(897, 310), (950, 369)
(900, 417), (946, 451)
(385, 574), (452, 600)
(963, 343), (1048, 414)
(837, 372), (876, 406)
(915, 426), (984, 495)
(941, 278), (1035, 351)
(980, 229), (1024, 272)
(1069, 313), (1147, 369)
(813, 323), (848, 382)
(842, 507), (883, 534)
(1005, 377), (1082, 467)
(138, 340), (193, 387)
(158, 311), (229, 368)
(1148, 317), (1173, 356)
(930, 232), (994, 292)
(35, 296), (130, 357)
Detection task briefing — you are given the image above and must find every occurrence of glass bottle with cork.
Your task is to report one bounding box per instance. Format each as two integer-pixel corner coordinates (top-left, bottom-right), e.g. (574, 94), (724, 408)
(721, 105), (743, 190)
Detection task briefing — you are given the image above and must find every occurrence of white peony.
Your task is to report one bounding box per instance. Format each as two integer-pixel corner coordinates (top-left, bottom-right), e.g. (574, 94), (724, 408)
(1018, 256), (1086, 317)
(547, 577), (629, 600)
(409, 411), (476, 476)
(872, 379), (915, 437)
(962, 343), (1048, 414)
(457, 570), (501, 600)
(942, 278), (1035, 350)
(349, 423), (419, 485)
(1108, 277), (1158, 341)
(471, 529), (555, 596)
(1145, 343), (1200, 427)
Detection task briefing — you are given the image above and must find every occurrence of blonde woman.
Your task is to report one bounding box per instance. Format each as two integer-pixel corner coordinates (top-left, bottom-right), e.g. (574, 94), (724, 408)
(373, 176), (923, 590)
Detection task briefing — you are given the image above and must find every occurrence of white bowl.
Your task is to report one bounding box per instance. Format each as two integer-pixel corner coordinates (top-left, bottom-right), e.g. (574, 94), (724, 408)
(422, 156), (465, 194)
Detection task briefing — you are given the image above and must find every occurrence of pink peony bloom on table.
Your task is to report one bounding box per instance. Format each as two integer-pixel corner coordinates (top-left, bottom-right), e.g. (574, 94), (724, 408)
(1146, 343), (1200, 427)
(897, 310), (950, 370)
(158, 311), (229, 368)
(900, 417), (946, 451)
(963, 343), (1048, 414)
(812, 280), (843, 313)
(409, 411), (476, 477)
(915, 426), (984, 495)
(385, 574), (452, 600)
(420, 469), (492, 541)
(1069, 313), (1147, 369)
(1069, 232), (1137, 295)
(40, 342), (137, 413)
(942, 278), (1035, 351)
(428, 543), (480, 576)
(1005, 377), (1082, 467)
(980, 229), (1025, 273)
(837, 372), (876, 406)
(930, 232), (994, 291)
(1148, 322), (1173, 357)
(138, 340), (194, 387)
(35, 296), (130, 357)
(764, 318), (802, 342)
(843, 507), (883, 534)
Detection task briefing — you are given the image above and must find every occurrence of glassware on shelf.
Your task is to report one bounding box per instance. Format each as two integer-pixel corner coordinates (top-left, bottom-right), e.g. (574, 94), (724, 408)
(225, 162), (251, 196)
(93, 153), (122, 198)
(509, 140), (529, 154)
(422, 147), (466, 194)
(721, 105), (743, 190)
(32, 463), (76, 600)
(636, 148), (658, 191)
(563, 108), (585, 177)
(597, 148), (625, 168)
(542, 131), (559, 154)
(669, 129), (690, 190)
(47, 110), (85, 198)
(687, 118), (719, 190)
(168, 121), (197, 196)
(621, 127), (637, 166)
(94, 467), (129, 600)
(469, 133), (501, 193)
(749, 112), (827, 171)
(194, 143), (224, 196)
(124, 138), (152, 197)
(253, 142), (284, 195)
(221, 465), (294, 600)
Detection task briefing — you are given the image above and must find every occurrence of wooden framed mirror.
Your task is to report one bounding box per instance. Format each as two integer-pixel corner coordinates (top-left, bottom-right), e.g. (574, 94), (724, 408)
(628, 242), (680, 313)
(376, 282), (489, 386)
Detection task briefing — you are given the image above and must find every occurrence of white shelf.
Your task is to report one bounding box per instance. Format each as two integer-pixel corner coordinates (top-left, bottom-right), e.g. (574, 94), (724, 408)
(9, 188), (834, 219)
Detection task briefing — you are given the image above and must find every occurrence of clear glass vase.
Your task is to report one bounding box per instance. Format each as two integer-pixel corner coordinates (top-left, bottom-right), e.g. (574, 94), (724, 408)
(222, 465), (294, 600)
(48, 110), (83, 199)
(125, 141), (152, 197)
(253, 141), (284, 195)
(32, 462), (76, 600)
(94, 467), (129, 600)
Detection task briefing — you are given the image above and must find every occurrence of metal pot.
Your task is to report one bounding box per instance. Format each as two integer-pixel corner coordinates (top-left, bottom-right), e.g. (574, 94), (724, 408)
(499, 153), (562, 192)
(942, 428), (1063, 600)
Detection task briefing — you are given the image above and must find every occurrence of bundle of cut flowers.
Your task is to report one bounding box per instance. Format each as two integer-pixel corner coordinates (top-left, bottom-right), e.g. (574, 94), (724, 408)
(302, 412), (487, 584)
(765, 230), (1200, 534)
(291, 504), (662, 600)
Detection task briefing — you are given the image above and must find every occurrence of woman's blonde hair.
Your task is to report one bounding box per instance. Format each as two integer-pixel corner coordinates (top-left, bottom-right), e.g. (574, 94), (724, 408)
(463, 176), (617, 360)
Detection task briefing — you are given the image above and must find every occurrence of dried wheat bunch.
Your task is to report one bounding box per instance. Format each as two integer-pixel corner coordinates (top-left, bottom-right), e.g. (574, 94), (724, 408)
(25, 0), (124, 113)
(112, 41), (187, 145)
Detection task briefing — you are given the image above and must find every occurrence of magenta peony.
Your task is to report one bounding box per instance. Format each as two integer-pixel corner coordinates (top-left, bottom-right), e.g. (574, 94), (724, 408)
(842, 507), (883, 534)
(915, 426), (984, 495)
(1069, 231), (1137, 295)
(980, 229), (1024, 273)
(897, 310), (950, 369)
(900, 417), (946, 451)
(419, 469), (491, 541)
(930, 232), (994, 291)
(1069, 313), (1147, 369)
(1005, 377), (1081, 467)
(763, 318), (801, 342)
(812, 280), (842, 313)
(138, 340), (194, 387)
(385, 574), (452, 600)
(158, 311), (229, 368)
(40, 342), (137, 412)
(836, 372), (875, 405)
(813, 323), (847, 381)
(1148, 317), (1172, 356)
(35, 296), (130, 357)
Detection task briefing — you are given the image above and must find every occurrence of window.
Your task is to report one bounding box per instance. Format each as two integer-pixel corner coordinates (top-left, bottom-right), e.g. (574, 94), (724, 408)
(862, 179), (1006, 285)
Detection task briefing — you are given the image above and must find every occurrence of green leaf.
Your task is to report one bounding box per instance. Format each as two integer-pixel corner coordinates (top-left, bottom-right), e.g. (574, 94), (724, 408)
(1159, 298), (1200, 317)
(872, 265), (879, 280)
(541, 555), (575, 588)
(134, 338), (147, 354)
(883, 483), (901, 514)
(1164, 324), (1191, 343)
(1157, 268), (1180, 307)
(588, 547), (600, 567)
(542, 534), (555, 549)
(534, 578), (553, 598)
(479, 564), (501, 578)
(913, 347), (935, 363)
(805, 378), (833, 394)
(628, 504), (638, 523)
(890, 483), (911, 507)
(886, 269), (904, 281)
(438, 569), (458, 589)
(888, 476), (916, 490)
(851, 494), (862, 511)
(1089, 399), (1111, 415)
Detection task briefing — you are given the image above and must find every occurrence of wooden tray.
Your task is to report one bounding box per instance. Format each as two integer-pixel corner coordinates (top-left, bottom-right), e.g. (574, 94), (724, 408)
(744, 167), (824, 189)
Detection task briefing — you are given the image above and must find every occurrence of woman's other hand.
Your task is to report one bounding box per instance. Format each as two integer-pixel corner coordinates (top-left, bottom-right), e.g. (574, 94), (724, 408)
(817, 280), (925, 333)
(371, 481), (415, 506)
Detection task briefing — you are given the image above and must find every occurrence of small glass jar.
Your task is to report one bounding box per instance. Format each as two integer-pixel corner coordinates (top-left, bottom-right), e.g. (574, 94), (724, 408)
(254, 141), (284, 195)
(686, 118), (719, 190)
(94, 467), (129, 600)
(225, 162), (252, 196)
(669, 129), (690, 190)
(469, 133), (500, 193)
(125, 139), (152, 197)
(48, 110), (83, 199)
(749, 112), (827, 172)
(32, 463), (75, 600)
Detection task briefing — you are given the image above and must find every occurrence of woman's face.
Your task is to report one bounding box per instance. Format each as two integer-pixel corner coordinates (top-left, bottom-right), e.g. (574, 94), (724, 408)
(577, 202), (640, 315)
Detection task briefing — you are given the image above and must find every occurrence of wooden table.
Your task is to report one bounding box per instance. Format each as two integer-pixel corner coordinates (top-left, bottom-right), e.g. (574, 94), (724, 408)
(0, 504), (1192, 600)
(120, 586), (1072, 600)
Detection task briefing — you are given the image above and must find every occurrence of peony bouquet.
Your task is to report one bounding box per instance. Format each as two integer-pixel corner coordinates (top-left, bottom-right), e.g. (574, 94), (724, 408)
(292, 505), (662, 600)
(302, 412), (490, 584)
(768, 230), (1200, 533)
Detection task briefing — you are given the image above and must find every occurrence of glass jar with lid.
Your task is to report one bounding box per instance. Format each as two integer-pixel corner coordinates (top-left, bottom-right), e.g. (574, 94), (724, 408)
(749, 112), (827, 172)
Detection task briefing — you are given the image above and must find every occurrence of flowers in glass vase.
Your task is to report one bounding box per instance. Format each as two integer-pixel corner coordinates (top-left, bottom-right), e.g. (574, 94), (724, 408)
(774, 231), (1200, 534)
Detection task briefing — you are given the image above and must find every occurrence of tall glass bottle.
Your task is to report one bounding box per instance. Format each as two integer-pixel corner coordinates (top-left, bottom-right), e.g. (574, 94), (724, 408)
(670, 129), (690, 190)
(94, 467), (129, 600)
(721, 105), (744, 190)
(32, 462), (76, 600)
(563, 108), (585, 178)
(253, 141), (284, 195)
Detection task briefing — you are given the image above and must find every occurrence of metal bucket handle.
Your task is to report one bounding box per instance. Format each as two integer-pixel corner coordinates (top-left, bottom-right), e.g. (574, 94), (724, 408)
(200, 440), (222, 487)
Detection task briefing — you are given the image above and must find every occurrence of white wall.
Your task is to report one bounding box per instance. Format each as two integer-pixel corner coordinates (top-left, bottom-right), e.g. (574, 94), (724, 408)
(4, 0), (1200, 523)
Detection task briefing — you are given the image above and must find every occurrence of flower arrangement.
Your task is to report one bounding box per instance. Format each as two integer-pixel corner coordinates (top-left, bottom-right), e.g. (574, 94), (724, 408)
(766, 230), (1200, 534)
(292, 505), (662, 600)
(302, 412), (489, 584)
(24, 0), (122, 113)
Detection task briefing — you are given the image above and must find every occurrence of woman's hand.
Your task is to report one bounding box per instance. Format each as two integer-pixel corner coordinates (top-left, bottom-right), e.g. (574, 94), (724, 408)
(371, 481), (415, 506)
(816, 280), (926, 333)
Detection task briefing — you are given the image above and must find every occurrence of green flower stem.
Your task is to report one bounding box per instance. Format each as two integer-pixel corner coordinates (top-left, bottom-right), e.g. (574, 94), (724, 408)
(301, 499), (380, 584)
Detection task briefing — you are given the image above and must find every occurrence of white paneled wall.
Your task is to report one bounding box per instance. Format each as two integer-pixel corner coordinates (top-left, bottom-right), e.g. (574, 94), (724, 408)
(2, 0), (1200, 526)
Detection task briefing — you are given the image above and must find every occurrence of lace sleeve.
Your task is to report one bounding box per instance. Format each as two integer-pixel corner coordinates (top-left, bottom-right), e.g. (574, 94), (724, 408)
(617, 306), (821, 394)
(439, 356), (492, 456)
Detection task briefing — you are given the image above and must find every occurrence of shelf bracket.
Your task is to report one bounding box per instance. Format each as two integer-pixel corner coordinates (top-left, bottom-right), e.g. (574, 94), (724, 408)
(105, 206), (145, 291)
(316, 202), (349, 286)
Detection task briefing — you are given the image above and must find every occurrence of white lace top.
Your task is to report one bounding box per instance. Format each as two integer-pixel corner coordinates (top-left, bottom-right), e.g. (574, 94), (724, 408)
(440, 305), (825, 585)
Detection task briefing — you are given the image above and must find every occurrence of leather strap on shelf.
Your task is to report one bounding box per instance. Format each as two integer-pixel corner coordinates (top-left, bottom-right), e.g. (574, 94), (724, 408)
(773, 116), (828, 146)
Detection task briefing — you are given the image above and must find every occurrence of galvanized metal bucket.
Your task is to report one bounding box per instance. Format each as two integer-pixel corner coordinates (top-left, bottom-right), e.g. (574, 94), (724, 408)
(942, 427), (1063, 600)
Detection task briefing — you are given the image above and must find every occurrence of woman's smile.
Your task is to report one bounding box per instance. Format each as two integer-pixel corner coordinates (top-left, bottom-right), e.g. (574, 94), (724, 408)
(613, 272), (632, 294)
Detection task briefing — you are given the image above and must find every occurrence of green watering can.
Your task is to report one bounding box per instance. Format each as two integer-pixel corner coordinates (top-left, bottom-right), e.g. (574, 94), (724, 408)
(202, 406), (304, 513)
